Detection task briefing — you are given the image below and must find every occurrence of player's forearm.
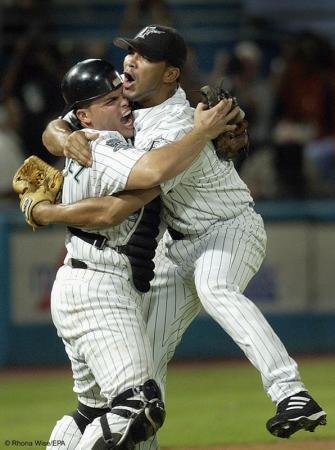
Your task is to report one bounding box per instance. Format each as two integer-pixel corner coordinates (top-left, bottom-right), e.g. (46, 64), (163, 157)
(126, 128), (208, 189)
(42, 119), (72, 157)
(110, 186), (161, 225)
(32, 188), (160, 228)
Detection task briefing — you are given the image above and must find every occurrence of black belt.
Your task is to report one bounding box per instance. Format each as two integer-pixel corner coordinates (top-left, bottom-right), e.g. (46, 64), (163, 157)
(68, 226), (109, 250)
(68, 226), (127, 254)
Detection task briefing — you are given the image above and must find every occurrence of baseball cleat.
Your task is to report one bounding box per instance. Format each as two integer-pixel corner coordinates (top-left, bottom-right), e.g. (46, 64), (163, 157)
(266, 391), (327, 439)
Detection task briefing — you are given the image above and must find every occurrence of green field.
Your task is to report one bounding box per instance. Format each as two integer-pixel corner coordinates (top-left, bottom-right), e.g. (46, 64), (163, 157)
(0, 357), (334, 448)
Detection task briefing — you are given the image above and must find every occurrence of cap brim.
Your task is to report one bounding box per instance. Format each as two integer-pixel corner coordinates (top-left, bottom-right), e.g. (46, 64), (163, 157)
(113, 37), (162, 62)
(114, 37), (137, 51)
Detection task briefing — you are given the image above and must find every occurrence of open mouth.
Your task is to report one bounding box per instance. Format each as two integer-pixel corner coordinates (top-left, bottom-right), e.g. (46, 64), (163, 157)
(120, 110), (133, 128)
(123, 72), (135, 89)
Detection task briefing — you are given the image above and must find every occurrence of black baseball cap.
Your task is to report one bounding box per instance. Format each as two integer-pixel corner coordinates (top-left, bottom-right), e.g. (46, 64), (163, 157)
(114, 25), (187, 70)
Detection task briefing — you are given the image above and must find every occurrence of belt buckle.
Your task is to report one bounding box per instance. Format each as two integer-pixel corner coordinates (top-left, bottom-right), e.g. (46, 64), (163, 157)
(93, 237), (108, 250)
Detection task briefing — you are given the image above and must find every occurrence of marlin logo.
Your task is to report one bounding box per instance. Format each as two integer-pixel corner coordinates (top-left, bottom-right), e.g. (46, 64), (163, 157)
(136, 26), (164, 40)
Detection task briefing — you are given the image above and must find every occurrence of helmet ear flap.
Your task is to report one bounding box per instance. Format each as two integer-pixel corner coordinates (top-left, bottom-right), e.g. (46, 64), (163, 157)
(61, 58), (123, 116)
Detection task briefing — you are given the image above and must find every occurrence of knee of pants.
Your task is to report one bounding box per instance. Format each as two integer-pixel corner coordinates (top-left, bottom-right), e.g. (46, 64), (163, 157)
(196, 275), (239, 300)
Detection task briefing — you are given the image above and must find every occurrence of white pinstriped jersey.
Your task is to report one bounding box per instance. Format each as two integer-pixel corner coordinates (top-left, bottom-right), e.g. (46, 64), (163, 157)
(133, 87), (254, 236)
(62, 129), (145, 270)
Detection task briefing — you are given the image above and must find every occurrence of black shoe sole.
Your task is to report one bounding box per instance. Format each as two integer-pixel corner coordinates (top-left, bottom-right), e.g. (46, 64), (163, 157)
(267, 413), (327, 439)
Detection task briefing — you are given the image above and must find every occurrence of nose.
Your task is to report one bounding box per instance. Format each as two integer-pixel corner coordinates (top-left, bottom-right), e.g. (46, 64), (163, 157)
(121, 96), (130, 107)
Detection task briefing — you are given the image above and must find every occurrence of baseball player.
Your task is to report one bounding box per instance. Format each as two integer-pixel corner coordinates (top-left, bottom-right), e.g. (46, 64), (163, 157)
(37, 58), (239, 450)
(41, 26), (327, 447)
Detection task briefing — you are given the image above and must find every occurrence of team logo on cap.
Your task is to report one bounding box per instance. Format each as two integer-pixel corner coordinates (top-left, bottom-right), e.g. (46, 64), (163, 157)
(136, 26), (165, 40)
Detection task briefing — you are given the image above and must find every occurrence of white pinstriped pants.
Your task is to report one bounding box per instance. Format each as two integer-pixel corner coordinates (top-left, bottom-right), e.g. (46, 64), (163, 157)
(137, 207), (305, 450)
(51, 264), (155, 408)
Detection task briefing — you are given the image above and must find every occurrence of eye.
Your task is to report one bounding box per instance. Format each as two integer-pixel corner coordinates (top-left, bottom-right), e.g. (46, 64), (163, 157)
(142, 55), (154, 63)
(105, 97), (117, 106)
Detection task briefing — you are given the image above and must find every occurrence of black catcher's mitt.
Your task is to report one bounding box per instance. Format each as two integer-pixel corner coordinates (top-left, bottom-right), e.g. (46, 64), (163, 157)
(200, 80), (249, 160)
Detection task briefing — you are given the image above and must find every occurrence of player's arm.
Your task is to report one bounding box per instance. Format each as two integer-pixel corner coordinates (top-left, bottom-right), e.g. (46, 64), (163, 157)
(33, 187), (160, 229)
(125, 99), (239, 190)
(32, 101), (235, 229)
(42, 119), (95, 166)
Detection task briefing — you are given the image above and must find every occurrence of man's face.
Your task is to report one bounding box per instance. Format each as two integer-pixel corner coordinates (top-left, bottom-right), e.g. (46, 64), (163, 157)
(77, 86), (134, 138)
(122, 50), (170, 107)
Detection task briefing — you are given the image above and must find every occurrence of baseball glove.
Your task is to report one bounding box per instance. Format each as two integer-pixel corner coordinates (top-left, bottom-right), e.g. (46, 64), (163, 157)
(12, 155), (63, 230)
(200, 80), (249, 160)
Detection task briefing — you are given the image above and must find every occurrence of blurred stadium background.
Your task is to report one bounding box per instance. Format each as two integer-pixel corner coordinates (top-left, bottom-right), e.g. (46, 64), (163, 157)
(1, 2), (335, 446)
(1, 0), (335, 368)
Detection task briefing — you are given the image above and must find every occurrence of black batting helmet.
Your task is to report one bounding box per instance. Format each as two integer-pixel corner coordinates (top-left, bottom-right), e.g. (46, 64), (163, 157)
(61, 59), (123, 115)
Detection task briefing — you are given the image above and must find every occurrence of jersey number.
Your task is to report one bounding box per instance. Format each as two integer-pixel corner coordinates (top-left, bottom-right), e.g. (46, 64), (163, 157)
(67, 160), (85, 183)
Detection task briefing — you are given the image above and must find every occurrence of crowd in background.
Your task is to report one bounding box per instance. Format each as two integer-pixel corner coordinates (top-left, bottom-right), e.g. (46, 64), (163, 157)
(1, 0), (335, 204)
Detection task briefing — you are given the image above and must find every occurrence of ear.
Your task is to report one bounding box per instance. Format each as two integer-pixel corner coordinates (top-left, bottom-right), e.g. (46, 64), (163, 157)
(76, 108), (91, 127)
(163, 66), (180, 83)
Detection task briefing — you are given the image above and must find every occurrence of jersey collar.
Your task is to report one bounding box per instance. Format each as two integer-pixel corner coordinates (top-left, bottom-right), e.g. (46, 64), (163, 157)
(133, 87), (188, 133)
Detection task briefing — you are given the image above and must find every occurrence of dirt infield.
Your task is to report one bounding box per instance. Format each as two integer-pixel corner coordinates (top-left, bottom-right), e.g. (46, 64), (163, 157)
(164, 440), (335, 450)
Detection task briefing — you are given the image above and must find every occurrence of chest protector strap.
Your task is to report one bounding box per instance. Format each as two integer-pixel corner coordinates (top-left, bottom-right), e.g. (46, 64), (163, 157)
(122, 197), (161, 293)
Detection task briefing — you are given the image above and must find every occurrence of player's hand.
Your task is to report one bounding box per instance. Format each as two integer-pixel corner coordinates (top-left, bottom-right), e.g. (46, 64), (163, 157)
(194, 99), (242, 141)
(64, 131), (98, 167)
